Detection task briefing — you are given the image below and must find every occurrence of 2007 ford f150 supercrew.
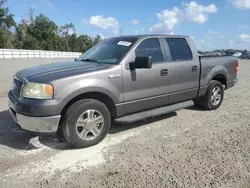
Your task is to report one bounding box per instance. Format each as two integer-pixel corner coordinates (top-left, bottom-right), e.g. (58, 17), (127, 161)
(8, 35), (238, 148)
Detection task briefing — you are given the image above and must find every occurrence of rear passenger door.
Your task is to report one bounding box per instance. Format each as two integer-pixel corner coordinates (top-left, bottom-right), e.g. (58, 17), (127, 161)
(165, 38), (200, 104)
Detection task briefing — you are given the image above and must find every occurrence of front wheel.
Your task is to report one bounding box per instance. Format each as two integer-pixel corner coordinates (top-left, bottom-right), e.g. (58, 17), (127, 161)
(199, 80), (224, 110)
(61, 99), (111, 148)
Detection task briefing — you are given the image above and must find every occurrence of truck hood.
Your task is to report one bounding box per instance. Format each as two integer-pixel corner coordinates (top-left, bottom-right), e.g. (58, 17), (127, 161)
(16, 61), (111, 82)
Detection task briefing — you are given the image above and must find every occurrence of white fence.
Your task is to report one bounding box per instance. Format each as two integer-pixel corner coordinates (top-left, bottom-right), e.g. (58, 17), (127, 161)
(0, 49), (82, 59)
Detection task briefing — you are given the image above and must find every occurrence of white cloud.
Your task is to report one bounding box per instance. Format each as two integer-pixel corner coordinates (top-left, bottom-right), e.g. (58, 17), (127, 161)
(231, 0), (250, 9)
(134, 30), (139, 34)
(227, 35), (250, 50)
(150, 23), (165, 33)
(150, 1), (217, 33)
(168, 32), (175, 35)
(134, 27), (145, 34)
(40, 0), (54, 8)
(204, 34), (210, 40)
(30, 4), (36, 9)
(67, 29), (75, 35)
(132, 19), (139, 25)
(99, 33), (106, 39)
(208, 28), (219, 34)
(183, 1), (217, 24)
(150, 7), (180, 32)
(89, 16), (118, 30)
(238, 25), (247, 29)
(82, 15), (119, 35)
(240, 34), (250, 41)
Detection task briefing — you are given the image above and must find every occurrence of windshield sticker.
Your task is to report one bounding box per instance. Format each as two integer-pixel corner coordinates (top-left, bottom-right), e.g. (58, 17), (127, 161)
(117, 41), (132, 47)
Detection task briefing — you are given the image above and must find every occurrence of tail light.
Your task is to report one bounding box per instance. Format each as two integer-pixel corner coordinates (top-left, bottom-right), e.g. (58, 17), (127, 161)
(235, 61), (239, 74)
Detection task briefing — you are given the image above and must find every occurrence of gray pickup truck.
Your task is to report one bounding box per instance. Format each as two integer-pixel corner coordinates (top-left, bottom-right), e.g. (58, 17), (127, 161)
(8, 34), (238, 148)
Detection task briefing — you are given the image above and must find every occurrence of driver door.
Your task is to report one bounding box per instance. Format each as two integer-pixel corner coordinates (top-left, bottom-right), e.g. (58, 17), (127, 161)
(121, 38), (170, 115)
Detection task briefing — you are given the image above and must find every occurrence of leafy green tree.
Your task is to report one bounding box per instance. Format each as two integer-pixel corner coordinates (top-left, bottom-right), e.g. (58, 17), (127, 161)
(22, 34), (41, 49)
(68, 34), (78, 51)
(93, 34), (101, 45)
(29, 14), (58, 50)
(59, 23), (75, 51)
(0, 0), (102, 52)
(0, 0), (16, 48)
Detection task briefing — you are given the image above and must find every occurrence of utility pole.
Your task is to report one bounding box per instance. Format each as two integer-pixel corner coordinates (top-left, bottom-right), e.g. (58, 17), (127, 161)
(119, 28), (124, 36)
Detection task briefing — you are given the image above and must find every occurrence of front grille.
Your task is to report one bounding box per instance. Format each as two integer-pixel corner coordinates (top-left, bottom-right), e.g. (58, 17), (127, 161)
(12, 78), (23, 98)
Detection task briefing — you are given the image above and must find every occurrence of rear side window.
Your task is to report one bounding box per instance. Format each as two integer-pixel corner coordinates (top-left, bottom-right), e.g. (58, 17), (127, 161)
(166, 38), (193, 61)
(135, 38), (163, 63)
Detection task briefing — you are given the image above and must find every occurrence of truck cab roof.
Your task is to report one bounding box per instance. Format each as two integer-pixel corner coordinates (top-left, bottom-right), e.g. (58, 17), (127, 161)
(108, 34), (189, 40)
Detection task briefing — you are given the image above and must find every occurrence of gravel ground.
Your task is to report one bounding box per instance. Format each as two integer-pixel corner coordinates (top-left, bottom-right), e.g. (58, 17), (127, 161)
(0, 59), (250, 188)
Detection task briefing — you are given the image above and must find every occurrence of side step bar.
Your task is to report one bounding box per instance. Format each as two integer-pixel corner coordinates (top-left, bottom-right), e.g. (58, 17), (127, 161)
(115, 100), (194, 124)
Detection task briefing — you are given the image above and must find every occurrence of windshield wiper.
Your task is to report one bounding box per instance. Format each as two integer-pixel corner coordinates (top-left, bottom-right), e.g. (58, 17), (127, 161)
(81, 58), (100, 63)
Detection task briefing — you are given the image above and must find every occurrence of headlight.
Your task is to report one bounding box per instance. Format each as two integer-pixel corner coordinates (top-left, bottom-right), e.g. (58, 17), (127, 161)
(22, 83), (54, 99)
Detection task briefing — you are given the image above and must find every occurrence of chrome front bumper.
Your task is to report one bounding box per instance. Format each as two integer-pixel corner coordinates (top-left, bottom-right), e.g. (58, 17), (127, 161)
(9, 107), (61, 134)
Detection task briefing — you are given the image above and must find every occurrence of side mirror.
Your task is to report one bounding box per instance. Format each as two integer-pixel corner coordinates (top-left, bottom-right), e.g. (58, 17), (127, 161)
(130, 56), (152, 69)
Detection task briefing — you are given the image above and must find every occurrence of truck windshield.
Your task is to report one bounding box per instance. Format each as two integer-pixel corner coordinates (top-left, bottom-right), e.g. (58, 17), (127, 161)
(78, 37), (138, 64)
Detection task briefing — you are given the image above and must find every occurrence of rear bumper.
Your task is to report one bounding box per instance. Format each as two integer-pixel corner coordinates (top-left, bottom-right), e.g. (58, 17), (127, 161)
(8, 107), (61, 134)
(227, 78), (238, 89)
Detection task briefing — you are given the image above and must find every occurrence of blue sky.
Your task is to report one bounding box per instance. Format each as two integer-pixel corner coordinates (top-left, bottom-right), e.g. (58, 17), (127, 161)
(6, 0), (250, 50)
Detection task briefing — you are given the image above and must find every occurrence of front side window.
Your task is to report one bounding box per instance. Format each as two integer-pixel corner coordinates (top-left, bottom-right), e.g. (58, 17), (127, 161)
(135, 38), (164, 63)
(166, 38), (193, 61)
(78, 37), (138, 64)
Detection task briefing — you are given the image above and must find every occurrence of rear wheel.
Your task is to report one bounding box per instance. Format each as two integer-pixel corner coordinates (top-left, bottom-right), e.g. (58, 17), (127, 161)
(196, 80), (224, 110)
(61, 99), (111, 148)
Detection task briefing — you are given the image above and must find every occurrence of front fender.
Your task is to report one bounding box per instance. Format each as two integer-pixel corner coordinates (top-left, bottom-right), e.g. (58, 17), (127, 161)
(53, 77), (122, 112)
(62, 85), (120, 105)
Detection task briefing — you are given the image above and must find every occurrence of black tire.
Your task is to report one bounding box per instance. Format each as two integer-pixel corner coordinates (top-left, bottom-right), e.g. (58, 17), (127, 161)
(61, 99), (111, 148)
(199, 80), (224, 110)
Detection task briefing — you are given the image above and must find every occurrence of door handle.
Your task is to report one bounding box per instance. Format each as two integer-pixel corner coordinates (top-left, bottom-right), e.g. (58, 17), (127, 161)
(161, 69), (168, 76)
(192, 66), (198, 72)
